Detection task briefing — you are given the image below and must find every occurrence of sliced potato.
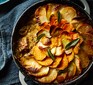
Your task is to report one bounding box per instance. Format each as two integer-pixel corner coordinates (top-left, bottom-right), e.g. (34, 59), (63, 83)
(29, 67), (49, 77)
(78, 49), (90, 68)
(50, 56), (62, 68)
(66, 51), (74, 63)
(40, 36), (50, 45)
(60, 6), (77, 22)
(55, 46), (64, 56)
(20, 57), (42, 73)
(57, 54), (68, 70)
(57, 72), (67, 83)
(50, 37), (58, 48)
(67, 62), (76, 79)
(35, 6), (48, 24)
(61, 34), (71, 48)
(37, 41), (48, 48)
(37, 57), (53, 66)
(37, 69), (57, 83)
(65, 48), (72, 54)
(46, 3), (52, 20)
(74, 55), (82, 75)
(76, 23), (93, 34)
(31, 46), (46, 60)
(81, 33), (93, 55)
(18, 37), (27, 52)
(51, 47), (56, 55)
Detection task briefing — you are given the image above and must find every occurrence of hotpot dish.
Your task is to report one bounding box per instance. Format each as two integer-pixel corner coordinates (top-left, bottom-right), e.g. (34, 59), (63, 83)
(12, 0), (93, 84)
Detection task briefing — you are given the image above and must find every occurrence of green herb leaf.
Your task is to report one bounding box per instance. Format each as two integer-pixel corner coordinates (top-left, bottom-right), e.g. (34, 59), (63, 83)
(47, 48), (55, 60)
(58, 11), (62, 23)
(58, 68), (68, 75)
(65, 38), (80, 50)
(37, 34), (45, 41)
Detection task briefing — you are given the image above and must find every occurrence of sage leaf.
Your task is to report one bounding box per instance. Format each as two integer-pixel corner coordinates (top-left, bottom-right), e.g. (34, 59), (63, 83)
(65, 38), (80, 50)
(58, 11), (62, 23)
(37, 34), (45, 41)
(47, 48), (55, 60)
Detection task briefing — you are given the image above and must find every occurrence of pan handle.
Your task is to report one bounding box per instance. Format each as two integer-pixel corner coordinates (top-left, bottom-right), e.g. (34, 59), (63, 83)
(80, 0), (90, 14)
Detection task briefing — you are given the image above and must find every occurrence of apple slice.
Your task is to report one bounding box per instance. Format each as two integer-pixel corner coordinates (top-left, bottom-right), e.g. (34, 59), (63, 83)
(74, 55), (82, 75)
(57, 72), (67, 83)
(57, 54), (68, 70)
(28, 67), (49, 77)
(20, 57), (42, 73)
(37, 57), (53, 66)
(67, 62), (76, 79)
(31, 46), (47, 60)
(37, 69), (57, 83)
(50, 56), (62, 68)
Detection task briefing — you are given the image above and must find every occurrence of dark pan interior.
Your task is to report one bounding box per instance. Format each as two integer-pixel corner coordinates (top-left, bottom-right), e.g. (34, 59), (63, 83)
(12, 0), (93, 85)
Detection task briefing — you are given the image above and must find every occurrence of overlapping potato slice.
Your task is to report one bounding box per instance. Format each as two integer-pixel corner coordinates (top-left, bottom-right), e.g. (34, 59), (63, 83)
(29, 67), (49, 77)
(50, 37), (58, 48)
(81, 33), (93, 55)
(78, 49), (90, 68)
(76, 23), (93, 34)
(37, 57), (53, 66)
(57, 54), (68, 70)
(37, 69), (57, 83)
(60, 6), (77, 22)
(65, 48), (72, 54)
(46, 4), (61, 20)
(57, 72), (67, 83)
(67, 62), (76, 79)
(31, 46), (47, 60)
(74, 55), (82, 75)
(61, 34), (71, 48)
(35, 6), (48, 24)
(55, 46), (64, 56)
(66, 51), (74, 63)
(50, 56), (62, 68)
(20, 57), (42, 73)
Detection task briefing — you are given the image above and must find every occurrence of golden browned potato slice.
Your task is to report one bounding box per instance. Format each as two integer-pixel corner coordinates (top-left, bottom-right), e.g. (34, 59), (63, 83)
(37, 57), (53, 66)
(76, 23), (93, 34)
(55, 46), (64, 56)
(50, 56), (62, 68)
(66, 51), (74, 63)
(60, 6), (77, 22)
(57, 54), (68, 70)
(65, 48), (72, 55)
(37, 69), (57, 83)
(18, 37), (27, 52)
(29, 67), (49, 77)
(57, 72), (67, 83)
(31, 46), (47, 60)
(74, 55), (82, 75)
(50, 37), (58, 48)
(20, 57), (42, 73)
(35, 6), (48, 24)
(78, 49), (90, 68)
(46, 4), (52, 20)
(67, 62), (76, 79)
(61, 34), (71, 48)
(81, 33), (93, 56)
(46, 4), (61, 20)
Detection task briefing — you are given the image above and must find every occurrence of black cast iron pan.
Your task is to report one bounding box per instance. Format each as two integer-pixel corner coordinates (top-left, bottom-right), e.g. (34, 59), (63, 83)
(11, 0), (93, 85)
